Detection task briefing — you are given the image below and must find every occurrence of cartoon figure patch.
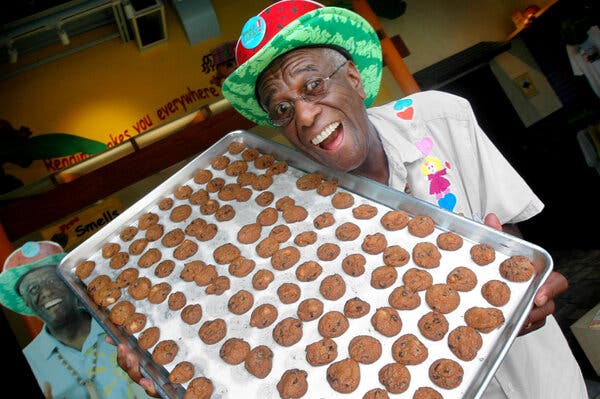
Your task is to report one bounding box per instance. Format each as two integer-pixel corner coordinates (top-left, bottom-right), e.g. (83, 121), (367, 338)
(394, 98), (457, 212)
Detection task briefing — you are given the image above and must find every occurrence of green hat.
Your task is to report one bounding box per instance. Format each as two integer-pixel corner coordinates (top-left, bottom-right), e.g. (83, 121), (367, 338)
(222, 0), (382, 127)
(0, 241), (66, 316)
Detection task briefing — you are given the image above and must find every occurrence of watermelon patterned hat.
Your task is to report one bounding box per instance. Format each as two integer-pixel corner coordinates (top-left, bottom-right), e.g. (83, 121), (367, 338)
(222, 0), (382, 127)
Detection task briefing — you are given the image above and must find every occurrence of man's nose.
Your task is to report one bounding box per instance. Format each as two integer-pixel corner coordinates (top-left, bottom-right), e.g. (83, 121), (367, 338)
(293, 98), (320, 127)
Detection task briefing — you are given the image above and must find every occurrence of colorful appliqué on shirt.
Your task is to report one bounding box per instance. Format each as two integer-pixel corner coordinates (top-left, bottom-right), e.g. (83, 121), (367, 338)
(394, 98), (457, 212)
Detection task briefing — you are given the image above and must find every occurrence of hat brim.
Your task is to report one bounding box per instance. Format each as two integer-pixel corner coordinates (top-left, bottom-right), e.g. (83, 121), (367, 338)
(0, 253), (66, 316)
(222, 7), (382, 127)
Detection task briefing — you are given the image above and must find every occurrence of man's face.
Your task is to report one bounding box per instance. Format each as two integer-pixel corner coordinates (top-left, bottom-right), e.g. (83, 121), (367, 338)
(18, 265), (79, 326)
(256, 48), (371, 172)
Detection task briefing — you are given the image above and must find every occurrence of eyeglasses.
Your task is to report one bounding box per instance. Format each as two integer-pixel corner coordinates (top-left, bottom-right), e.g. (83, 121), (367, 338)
(262, 60), (348, 127)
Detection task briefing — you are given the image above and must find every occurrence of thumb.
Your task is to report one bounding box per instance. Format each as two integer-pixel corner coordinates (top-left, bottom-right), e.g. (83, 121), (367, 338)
(43, 381), (53, 399)
(484, 213), (502, 231)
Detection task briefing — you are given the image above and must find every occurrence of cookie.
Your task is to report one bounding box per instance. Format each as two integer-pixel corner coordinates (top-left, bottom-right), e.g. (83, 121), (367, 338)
(446, 266), (477, 292)
(215, 204), (235, 222)
(227, 141), (246, 155)
(277, 283), (301, 304)
(429, 358), (464, 389)
(206, 177), (225, 193)
(211, 154), (230, 170)
(194, 263), (218, 286)
(161, 228), (185, 248)
(316, 179), (338, 196)
(378, 362), (411, 394)
(317, 243), (341, 261)
(159, 197), (174, 210)
(168, 291), (187, 311)
(124, 312), (147, 334)
(271, 246), (301, 270)
(228, 256), (256, 278)
(352, 204), (378, 220)
(425, 284), (460, 314)
(391, 333), (428, 365)
(128, 276), (151, 300)
(219, 337), (250, 365)
(147, 282), (172, 304)
(199, 318), (227, 344)
(305, 338), (338, 366)
(205, 275), (230, 295)
(213, 243), (241, 265)
(313, 212), (335, 229)
(138, 212), (159, 229)
(335, 222), (361, 241)
(255, 236), (280, 258)
(282, 205), (308, 223)
(331, 192), (355, 209)
(251, 174), (273, 190)
(273, 317), (303, 347)
(185, 377), (213, 399)
(269, 224), (292, 243)
(237, 171), (256, 187)
(296, 172), (323, 190)
(180, 260), (202, 282)
(412, 242), (441, 268)
(119, 226), (139, 241)
(181, 304), (203, 325)
(109, 300), (135, 326)
(173, 239), (198, 260)
(380, 209), (410, 231)
(297, 298), (324, 321)
(418, 311), (449, 341)
(138, 326), (160, 350)
(436, 231), (463, 251)
(326, 358), (360, 393)
(413, 386), (443, 399)
(266, 160), (288, 176)
(128, 238), (149, 255)
(257, 207), (278, 226)
(228, 289), (254, 315)
(388, 286), (421, 310)
(464, 306), (505, 333)
(341, 253), (366, 277)
(448, 325), (483, 361)
(370, 266), (398, 289)
(250, 303), (278, 328)
(407, 215), (436, 237)
(155, 259), (176, 278)
(245, 345), (274, 379)
(115, 267), (139, 288)
(102, 242), (120, 258)
(170, 204), (192, 223)
(361, 232), (387, 255)
(382, 245), (410, 267)
(238, 223), (262, 244)
(109, 251), (129, 269)
(481, 279), (511, 306)
(275, 195), (295, 211)
(295, 260), (323, 282)
(371, 307), (402, 337)
(348, 335), (382, 364)
(318, 311), (349, 338)
(319, 273), (346, 300)
(200, 199), (220, 215)
(276, 369), (308, 399)
(252, 269), (274, 290)
(343, 297), (371, 319)
(225, 159), (248, 176)
(169, 361), (195, 384)
(189, 189), (209, 206)
(499, 255), (534, 282)
(137, 248), (162, 268)
(294, 231), (317, 247)
(402, 268), (433, 291)
(363, 388), (390, 399)
(75, 260), (95, 280)
(174, 184), (193, 200)
(470, 243), (496, 266)
(255, 191), (275, 207)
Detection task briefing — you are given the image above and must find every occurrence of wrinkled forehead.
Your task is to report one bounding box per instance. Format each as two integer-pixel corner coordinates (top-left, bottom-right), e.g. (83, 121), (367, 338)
(18, 265), (56, 289)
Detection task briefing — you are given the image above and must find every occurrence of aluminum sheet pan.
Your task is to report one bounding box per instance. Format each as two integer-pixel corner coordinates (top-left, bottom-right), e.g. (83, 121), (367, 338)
(58, 129), (552, 399)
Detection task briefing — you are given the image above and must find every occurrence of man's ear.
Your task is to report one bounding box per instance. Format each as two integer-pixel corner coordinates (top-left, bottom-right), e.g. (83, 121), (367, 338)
(345, 61), (367, 100)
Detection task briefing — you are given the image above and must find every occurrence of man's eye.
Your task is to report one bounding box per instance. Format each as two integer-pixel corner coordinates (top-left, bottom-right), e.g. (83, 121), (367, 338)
(305, 78), (325, 94)
(274, 101), (293, 116)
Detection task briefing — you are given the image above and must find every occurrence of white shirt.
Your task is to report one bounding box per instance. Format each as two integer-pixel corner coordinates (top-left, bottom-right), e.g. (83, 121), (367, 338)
(367, 90), (588, 399)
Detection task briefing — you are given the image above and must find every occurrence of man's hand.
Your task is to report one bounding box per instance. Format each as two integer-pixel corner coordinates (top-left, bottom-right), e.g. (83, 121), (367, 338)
(105, 336), (160, 397)
(483, 213), (567, 336)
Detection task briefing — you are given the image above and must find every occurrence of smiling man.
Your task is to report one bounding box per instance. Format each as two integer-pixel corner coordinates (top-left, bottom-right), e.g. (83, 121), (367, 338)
(0, 241), (151, 399)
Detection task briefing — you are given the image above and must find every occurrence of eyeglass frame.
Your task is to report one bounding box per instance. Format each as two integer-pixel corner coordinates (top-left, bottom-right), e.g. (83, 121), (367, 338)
(259, 60), (349, 127)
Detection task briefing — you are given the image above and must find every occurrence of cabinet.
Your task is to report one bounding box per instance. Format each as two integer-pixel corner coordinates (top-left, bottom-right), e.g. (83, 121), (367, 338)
(125, 0), (167, 51)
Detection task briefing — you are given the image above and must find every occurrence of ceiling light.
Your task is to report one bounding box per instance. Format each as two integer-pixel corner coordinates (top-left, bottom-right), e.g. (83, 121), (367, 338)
(57, 25), (70, 45)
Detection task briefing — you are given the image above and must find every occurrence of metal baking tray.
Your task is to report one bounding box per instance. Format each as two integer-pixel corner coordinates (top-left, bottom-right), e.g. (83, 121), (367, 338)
(58, 129), (552, 399)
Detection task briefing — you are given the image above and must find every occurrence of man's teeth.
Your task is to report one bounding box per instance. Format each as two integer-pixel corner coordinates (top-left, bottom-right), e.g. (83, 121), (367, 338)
(44, 298), (63, 308)
(311, 122), (340, 145)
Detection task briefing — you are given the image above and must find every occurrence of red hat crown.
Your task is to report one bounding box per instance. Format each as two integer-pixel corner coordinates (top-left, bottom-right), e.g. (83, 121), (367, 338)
(235, 0), (323, 66)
